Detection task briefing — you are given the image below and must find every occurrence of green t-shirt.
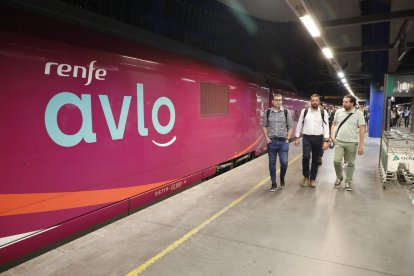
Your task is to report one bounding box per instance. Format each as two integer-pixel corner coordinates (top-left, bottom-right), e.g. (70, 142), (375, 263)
(334, 108), (365, 142)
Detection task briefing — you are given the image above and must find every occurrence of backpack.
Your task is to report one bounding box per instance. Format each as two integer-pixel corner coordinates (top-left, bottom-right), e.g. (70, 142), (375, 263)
(329, 110), (335, 122)
(302, 107), (327, 125)
(266, 108), (288, 130)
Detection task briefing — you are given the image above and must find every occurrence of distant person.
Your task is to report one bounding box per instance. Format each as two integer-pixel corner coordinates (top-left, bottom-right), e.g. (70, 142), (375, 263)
(262, 94), (293, 192)
(328, 107), (336, 130)
(390, 108), (397, 128)
(403, 107), (411, 128)
(294, 94), (329, 188)
(397, 107), (403, 127)
(395, 107), (401, 127)
(364, 106), (370, 131)
(331, 94), (365, 191)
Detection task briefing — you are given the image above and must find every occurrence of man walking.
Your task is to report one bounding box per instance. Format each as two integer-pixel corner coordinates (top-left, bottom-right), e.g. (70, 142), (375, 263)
(262, 94), (293, 192)
(295, 94), (329, 188)
(403, 107), (411, 128)
(331, 94), (365, 191)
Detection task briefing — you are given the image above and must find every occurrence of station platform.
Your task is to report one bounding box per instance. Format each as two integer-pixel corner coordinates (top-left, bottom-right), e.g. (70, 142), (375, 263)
(4, 137), (414, 276)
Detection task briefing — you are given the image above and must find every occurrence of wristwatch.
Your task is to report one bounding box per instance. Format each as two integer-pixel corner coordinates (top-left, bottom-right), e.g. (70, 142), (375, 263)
(286, 139), (290, 143)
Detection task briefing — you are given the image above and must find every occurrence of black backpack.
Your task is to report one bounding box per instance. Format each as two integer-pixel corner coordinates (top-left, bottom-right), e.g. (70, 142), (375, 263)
(266, 108), (288, 130)
(302, 107), (327, 125)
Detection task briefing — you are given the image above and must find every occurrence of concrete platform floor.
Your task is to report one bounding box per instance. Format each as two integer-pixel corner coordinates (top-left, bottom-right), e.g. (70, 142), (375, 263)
(4, 137), (414, 276)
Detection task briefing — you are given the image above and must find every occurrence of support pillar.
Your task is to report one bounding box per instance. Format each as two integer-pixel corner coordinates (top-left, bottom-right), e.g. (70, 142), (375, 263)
(369, 82), (384, 137)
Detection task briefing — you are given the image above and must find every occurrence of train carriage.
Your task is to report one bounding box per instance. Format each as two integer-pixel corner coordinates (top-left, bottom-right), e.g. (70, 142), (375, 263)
(0, 5), (309, 268)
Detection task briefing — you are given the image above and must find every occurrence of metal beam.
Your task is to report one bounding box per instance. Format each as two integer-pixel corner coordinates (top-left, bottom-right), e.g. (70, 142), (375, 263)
(392, 20), (410, 49)
(334, 42), (414, 53)
(334, 44), (393, 53)
(321, 9), (414, 28)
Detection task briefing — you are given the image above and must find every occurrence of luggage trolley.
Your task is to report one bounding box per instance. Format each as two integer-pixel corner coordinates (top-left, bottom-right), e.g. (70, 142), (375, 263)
(380, 130), (414, 189)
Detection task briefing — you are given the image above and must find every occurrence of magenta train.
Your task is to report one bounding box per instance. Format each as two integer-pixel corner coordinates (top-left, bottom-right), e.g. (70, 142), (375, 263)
(0, 6), (309, 268)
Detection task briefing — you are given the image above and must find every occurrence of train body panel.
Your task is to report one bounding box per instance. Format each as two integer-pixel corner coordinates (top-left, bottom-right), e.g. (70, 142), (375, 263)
(0, 7), (309, 268)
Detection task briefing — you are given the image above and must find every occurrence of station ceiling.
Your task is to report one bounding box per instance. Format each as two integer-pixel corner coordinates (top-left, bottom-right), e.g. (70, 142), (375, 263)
(218, 0), (414, 102)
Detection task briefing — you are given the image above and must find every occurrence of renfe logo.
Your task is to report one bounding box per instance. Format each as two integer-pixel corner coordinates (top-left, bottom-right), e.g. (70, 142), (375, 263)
(45, 83), (176, 148)
(44, 60), (106, 86)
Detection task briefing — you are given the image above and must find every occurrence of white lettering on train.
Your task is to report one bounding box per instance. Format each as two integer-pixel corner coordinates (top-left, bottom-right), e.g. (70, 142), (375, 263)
(44, 60), (107, 85)
(44, 83), (176, 147)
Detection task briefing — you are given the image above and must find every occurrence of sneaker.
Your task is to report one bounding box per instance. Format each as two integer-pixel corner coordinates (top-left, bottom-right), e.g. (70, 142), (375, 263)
(270, 183), (277, 192)
(302, 177), (309, 187)
(280, 181), (285, 189)
(334, 177), (343, 188)
(309, 180), (316, 188)
(345, 181), (352, 191)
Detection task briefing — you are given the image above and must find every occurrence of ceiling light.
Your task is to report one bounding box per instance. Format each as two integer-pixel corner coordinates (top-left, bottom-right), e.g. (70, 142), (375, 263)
(337, 72), (344, 78)
(341, 78), (347, 84)
(322, 47), (333, 59)
(299, 15), (321, 37)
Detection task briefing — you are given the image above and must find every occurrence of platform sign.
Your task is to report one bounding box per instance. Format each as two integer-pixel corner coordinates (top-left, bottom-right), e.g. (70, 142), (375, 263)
(386, 74), (414, 97)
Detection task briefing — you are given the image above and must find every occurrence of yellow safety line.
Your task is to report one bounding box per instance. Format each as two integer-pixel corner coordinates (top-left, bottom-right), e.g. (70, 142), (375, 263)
(127, 154), (302, 276)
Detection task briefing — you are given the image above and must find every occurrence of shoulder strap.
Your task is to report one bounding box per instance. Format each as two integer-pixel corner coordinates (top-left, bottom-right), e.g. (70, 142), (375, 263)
(284, 108), (288, 130)
(335, 112), (354, 138)
(266, 108), (271, 127)
(320, 108), (326, 124)
(302, 108), (308, 125)
(303, 107), (327, 125)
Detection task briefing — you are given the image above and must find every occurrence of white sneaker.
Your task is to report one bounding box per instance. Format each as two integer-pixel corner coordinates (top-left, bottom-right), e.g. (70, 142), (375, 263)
(345, 181), (352, 191)
(334, 178), (343, 188)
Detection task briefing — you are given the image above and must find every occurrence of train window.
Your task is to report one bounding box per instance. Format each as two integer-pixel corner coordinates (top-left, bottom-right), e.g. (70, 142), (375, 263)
(200, 82), (229, 116)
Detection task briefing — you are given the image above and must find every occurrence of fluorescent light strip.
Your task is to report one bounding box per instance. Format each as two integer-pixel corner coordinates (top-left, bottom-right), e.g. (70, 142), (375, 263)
(322, 47), (333, 59)
(299, 15), (321, 37)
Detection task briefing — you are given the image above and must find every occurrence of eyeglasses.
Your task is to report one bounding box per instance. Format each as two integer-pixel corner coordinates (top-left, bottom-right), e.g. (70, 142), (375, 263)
(273, 99), (282, 101)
